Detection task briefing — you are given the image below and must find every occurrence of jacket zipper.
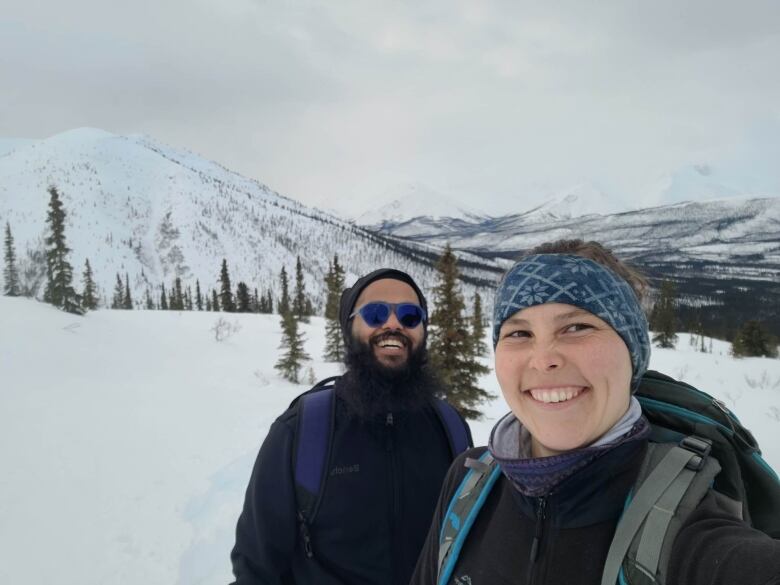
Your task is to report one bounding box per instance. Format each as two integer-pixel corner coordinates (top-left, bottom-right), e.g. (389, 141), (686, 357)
(527, 496), (547, 584)
(386, 412), (397, 584)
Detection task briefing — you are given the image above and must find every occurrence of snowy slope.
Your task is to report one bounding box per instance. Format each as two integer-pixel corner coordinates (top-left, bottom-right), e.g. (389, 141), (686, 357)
(0, 138), (35, 158)
(1, 297), (779, 584)
(0, 129), (504, 309)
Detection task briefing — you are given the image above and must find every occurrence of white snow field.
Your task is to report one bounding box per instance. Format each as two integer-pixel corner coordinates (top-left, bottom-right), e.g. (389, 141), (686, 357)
(1, 297), (779, 584)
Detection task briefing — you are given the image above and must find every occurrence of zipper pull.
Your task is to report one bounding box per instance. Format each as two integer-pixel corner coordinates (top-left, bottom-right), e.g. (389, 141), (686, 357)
(297, 511), (314, 558)
(385, 412), (394, 451)
(529, 497), (547, 563)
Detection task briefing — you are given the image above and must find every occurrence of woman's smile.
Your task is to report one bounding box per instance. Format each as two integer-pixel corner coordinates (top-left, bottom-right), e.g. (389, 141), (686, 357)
(526, 385), (587, 405)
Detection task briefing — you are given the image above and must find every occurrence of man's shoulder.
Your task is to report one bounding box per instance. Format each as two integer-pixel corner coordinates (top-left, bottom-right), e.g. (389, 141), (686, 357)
(274, 377), (343, 428)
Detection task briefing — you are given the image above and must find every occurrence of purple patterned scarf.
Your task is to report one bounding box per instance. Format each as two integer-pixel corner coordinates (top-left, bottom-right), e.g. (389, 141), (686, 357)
(488, 399), (650, 497)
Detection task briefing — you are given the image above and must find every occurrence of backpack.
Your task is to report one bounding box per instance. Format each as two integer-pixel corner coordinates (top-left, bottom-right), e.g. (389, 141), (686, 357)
(436, 370), (780, 585)
(290, 376), (472, 559)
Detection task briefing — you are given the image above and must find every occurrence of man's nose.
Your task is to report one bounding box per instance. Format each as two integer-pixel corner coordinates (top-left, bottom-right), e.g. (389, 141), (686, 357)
(383, 309), (403, 330)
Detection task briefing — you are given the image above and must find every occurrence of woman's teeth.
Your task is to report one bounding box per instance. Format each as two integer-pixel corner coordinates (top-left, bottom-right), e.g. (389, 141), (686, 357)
(528, 387), (583, 404)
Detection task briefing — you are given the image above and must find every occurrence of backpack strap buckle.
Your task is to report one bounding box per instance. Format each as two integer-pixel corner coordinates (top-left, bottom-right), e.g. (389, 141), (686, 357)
(680, 436), (712, 471)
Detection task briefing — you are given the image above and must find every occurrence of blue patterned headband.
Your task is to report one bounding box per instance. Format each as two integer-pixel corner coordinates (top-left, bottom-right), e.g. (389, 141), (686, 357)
(492, 254), (650, 391)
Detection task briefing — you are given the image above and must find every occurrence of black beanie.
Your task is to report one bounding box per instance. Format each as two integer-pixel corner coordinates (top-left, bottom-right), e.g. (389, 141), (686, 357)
(339, 268), (428, 346)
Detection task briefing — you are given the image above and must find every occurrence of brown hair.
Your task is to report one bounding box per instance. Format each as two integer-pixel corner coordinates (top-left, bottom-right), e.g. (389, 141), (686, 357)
(526, 239), (648, 302)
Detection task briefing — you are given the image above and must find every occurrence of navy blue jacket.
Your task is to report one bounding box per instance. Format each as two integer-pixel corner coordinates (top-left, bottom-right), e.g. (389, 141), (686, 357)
(230, 386), (470, 585)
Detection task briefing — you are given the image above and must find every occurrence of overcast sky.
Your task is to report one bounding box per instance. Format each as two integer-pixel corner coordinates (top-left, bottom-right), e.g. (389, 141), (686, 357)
(2, 0), (780, 216)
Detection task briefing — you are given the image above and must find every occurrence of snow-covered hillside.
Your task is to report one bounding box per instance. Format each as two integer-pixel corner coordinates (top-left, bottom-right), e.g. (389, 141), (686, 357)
(0, 128), (503, 310)
(1, 297), (779, 584)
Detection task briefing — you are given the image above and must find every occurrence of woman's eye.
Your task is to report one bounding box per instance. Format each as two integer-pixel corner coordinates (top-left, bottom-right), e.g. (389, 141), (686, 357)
(564, 323), (593, 333)
(504, 329), (530, 339)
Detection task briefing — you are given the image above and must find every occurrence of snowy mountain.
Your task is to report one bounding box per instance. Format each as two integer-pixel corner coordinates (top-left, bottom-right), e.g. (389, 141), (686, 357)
(353, 182), (489, 227)
(0, 128), (504, 308)
(641, 164), (756, 208)
(523, 182), (629, 220)
(365, 182), (630, 239)
(2, 296), (779, 584)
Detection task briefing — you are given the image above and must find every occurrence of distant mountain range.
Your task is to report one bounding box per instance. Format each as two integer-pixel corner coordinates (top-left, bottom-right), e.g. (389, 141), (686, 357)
(363, 196), (780, 337)
(1, 128), (777, 337)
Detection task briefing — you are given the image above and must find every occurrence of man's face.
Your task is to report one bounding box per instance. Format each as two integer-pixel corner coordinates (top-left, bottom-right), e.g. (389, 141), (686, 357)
(350, 279), (425, 368)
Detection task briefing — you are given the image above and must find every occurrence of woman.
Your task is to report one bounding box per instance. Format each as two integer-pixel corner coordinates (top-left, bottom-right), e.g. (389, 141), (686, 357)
(410, 239), (780, 585)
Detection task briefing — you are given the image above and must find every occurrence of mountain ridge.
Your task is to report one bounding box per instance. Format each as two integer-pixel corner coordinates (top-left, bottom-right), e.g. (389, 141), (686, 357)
(0, 128), (503, 310)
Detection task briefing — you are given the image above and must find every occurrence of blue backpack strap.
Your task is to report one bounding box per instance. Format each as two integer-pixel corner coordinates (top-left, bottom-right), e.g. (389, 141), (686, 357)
(437, 452), (502, 585)
(293, 382), (337, 558)
(294, 387), (334, 495)
(433, 398), (472, 457)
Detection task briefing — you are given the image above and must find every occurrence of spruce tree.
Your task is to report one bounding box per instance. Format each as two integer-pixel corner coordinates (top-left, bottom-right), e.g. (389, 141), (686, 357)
(3, 221), (21, 296)
(205, 296), (212, 311)
(253, 287), (260, 313)
(123, 273), (133, 309)
(292, 256), (310, 322)
(145, 288), (155, 310)
(278, 266), (290, 316)
(219, 259), (235, 312)
(265, 290), (274, 314)
(323, 254), (346, 362)
(160, 283), (169, 310)
(275, 310), (311, 383)
(236, 281), (252, 312)
(195, 280), (203, 311)
(43, 186), (82, 314)
(112, 273), (125, 309)
(731, 320), (778, 358)
(428, 244), (491, 419)
(650, 280), (678, 349)
(211, 289), (219, 312)
(471, 291), (488, 358)
(81, 259), (98, 310)
(171, 277), (184, 310)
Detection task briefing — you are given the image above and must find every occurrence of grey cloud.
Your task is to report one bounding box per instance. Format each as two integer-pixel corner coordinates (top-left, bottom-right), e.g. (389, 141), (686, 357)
(2, 0), (779, 214)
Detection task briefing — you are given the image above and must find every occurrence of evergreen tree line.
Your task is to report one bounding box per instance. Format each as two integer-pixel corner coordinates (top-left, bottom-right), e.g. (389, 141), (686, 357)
(649, 278), (778, 358)
(3, 185), (775, 373)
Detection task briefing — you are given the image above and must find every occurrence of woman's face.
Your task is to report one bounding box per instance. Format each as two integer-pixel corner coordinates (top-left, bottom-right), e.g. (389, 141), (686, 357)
(495, 303), (633, 458)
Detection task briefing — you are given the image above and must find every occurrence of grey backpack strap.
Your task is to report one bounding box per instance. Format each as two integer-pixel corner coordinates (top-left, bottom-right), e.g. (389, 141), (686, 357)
(602, 437), (721, 585)
(437, 452), (502, 585)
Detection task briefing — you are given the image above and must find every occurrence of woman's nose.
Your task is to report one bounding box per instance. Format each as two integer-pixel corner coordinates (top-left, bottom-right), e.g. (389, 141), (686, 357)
(528, 343), (564, 371)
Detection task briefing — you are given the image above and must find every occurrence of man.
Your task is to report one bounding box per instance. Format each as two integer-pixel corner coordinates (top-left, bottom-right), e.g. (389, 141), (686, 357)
(230, 268), (472, 585)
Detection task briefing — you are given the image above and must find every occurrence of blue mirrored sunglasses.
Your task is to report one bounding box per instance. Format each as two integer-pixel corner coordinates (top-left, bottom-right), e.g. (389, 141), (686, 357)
(350, 302), (427, 329)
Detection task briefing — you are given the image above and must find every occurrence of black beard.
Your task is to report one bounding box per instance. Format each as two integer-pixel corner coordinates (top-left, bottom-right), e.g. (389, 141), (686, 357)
(337, 334), (442, 421)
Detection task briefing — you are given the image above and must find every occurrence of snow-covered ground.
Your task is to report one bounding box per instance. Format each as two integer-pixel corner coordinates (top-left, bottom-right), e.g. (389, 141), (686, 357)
(1, 297), (779, 584)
